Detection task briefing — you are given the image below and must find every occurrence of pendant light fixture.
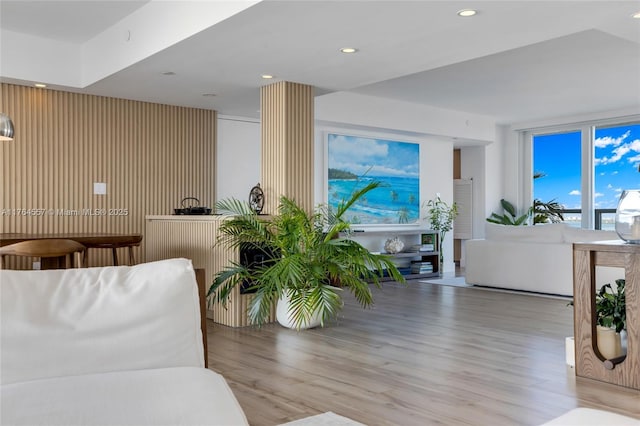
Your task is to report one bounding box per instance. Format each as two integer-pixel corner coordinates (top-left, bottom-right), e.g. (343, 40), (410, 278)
(0, 113), (15, 141)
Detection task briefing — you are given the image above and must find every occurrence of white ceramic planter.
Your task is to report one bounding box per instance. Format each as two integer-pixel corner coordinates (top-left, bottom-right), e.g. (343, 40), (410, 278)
(276, 291), (322, 330)
(596, 325), (623, 360)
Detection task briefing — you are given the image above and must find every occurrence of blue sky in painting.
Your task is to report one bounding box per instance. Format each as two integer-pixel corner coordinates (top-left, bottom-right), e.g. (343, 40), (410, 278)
(534, 123), (640, 209)
(327, 134), (419, 178)
(327, 133), (420, 224)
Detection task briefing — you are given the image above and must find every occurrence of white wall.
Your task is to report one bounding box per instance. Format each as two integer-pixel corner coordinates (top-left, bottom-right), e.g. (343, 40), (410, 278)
(316, 92), (496, 143)
(216, 115), (260, 202)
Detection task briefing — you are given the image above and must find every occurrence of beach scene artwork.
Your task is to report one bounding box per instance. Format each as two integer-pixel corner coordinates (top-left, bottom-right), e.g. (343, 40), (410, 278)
(327, 133), (420, 224)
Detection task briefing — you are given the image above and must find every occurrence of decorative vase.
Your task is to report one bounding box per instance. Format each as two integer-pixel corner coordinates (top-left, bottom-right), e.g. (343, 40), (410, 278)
(615, 189), (640, 244)
(384, 237), (404, 254)
(276, 291), (322, 330)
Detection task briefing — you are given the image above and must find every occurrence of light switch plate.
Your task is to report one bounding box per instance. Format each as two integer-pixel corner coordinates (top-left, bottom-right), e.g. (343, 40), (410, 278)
(94, 182), (107, 195)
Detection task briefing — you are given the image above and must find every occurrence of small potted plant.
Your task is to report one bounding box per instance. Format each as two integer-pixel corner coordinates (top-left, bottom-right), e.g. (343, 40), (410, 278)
(595, 278), (626, 359)
(424, 195), (458, 275)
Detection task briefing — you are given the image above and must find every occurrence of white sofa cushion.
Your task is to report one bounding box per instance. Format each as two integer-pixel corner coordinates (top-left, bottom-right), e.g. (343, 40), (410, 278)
(562, 225), (618, 243)
(0, 367), (249, 426)
(485, 222), (566, 243)
(1, 258), (204, 385)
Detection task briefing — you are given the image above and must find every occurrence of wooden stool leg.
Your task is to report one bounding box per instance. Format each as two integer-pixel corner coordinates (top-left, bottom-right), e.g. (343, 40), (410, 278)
(112, 248), (118, 266)
(128, 247), (135, 265)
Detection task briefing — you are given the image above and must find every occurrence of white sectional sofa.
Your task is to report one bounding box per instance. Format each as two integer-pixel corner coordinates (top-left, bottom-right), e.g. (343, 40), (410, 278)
(465, 223), (623, 296)
(1, 258), (248, 426)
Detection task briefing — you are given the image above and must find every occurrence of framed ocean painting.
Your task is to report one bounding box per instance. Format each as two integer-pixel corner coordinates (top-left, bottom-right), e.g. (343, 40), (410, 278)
(326, 133), (420, 225)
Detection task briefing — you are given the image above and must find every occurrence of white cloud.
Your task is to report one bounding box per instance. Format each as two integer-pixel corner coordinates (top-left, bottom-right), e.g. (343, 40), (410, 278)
(328, 135), (388, 160)
(569, 190), (581, 196)
(594, 130), (630, 148)
(628, 154), (640, 165)
(594, 192), (604, 198)
(596, 138), (640, 165)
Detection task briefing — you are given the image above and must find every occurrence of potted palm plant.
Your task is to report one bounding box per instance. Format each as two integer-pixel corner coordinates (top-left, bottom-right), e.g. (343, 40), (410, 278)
(208, 181), (405, 330)
(425, 195), (458, 274)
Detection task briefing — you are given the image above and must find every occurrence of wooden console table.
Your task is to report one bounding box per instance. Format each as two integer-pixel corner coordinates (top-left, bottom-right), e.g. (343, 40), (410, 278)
(0, 233), (143, 267)
(573, 240), (639, 390)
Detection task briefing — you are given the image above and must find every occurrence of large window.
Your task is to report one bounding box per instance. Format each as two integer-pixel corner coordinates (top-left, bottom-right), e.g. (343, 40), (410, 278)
(594, 123), (640, 230)
(530, 121), (640, 229)
(533, 131), (582, 226)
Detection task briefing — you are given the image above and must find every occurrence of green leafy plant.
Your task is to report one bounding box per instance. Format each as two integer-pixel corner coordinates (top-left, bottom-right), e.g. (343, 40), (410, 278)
(424, 195), (458, 268)
(533, 198), (565, 224)
(208, 180), (405, 329)
(596, 279), (626, 333)
(487, 199), (531, 225)
(532, 173), (565, 224)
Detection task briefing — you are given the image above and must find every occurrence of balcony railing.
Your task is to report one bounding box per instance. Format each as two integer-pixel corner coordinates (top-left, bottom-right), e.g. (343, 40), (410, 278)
(557, 208), (616, 230)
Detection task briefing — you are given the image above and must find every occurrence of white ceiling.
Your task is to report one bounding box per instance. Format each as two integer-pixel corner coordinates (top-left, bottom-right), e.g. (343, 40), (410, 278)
(1, 0), (639, 125)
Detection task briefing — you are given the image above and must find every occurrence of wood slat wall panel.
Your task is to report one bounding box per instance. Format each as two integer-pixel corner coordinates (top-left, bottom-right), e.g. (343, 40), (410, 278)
(1, 84), (216, 269)
(145, 217), (275, 327)
(260, 81), (314, 214)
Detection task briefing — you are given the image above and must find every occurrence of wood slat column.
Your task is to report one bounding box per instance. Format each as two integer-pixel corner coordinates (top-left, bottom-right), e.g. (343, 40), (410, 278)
(260, 81), (314, 214)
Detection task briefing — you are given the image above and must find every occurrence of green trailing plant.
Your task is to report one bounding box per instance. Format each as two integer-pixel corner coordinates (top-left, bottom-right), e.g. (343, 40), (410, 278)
(208, 180), (405, 329)
(487, 199), (531, 225)
(596, 279), (626, 333)
(424, 196), (458, 268)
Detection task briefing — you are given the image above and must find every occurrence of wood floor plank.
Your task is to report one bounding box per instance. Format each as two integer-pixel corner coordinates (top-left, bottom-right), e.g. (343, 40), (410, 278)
(207, 281), (640, 425)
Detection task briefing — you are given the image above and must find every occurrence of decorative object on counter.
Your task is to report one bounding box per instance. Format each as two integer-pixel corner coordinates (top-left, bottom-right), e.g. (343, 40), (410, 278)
(208, 181), (405, 330)
(615, 189), (640, 244)
(249, 183), (265, 214)
(425, 195), (458, 275)
(384, 236), (404, 254)
(0, 113), (15, 141)
(174, 197), (212, 215)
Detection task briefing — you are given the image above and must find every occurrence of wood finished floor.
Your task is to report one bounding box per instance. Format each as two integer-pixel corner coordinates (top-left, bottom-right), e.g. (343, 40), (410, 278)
(206, 281), (640, 426)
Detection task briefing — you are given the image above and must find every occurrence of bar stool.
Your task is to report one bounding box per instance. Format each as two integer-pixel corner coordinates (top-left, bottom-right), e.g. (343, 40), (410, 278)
(0, 239), (86, 269)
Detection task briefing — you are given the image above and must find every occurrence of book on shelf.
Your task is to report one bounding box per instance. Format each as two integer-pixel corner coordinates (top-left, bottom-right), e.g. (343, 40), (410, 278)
(408, 244), (435, 253)
(410, 260), (433, 273)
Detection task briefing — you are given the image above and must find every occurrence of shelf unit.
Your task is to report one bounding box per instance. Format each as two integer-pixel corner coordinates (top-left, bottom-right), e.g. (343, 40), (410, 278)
(347, 228), (440, 279)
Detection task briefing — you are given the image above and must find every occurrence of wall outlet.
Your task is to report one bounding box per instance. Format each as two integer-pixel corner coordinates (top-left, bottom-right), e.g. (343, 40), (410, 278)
(32, 261), (41, 270)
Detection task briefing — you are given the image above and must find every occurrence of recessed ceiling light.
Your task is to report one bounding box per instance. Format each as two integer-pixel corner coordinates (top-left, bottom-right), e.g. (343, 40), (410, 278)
(340, 47), (358, 54)
(457, 9), (477, 17)
(632, 11), (640, 18)
(261, 74), (274, 79)
(202, 93), (216, 97)
(161, 71), (176, 76)
(34, 83), (47, 88)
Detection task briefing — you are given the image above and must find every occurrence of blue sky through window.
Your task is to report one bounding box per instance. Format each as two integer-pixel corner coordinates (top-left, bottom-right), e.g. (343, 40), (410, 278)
(594, 123), (640, 209)
(533, 123), (640, 210)
(533, 131), (582, 209)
